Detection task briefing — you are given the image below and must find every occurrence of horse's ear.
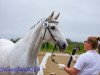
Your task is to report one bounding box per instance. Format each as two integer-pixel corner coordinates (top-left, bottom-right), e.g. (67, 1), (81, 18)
(54, 13), (60, 20)
(48, 11), (54, 20)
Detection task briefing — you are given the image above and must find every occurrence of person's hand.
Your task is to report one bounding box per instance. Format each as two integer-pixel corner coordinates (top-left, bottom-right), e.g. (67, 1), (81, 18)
(57, 64), (66, 70)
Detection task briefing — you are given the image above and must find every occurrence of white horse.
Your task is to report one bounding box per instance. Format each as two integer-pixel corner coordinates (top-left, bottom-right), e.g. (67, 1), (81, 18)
(0, 12), (68, 75)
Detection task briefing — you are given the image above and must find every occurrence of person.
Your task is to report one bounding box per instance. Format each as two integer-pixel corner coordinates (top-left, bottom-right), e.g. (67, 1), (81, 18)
(57, 36), (100, 75)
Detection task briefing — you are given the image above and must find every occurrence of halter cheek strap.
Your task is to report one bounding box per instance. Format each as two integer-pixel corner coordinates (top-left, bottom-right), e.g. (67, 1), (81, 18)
(42, 21), (56, 42)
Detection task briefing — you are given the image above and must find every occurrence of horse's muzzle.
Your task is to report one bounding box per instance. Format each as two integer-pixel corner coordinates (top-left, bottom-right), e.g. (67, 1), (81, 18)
(56, 41), (67, 51)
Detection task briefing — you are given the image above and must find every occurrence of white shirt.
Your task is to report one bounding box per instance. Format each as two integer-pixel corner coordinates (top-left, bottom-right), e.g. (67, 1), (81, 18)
(74, 50), (100, 75)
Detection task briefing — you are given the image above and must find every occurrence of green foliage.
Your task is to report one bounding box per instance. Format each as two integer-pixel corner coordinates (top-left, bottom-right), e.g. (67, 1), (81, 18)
(41, 42), (58, 52)
(65, 39), (85, 54)
(40, 39), (84, 54)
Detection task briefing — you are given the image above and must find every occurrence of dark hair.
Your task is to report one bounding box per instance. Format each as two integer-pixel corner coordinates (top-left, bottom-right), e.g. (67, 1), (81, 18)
(98, 44), (100, 54)
(87, 36), (100, 49)
(96, 37), (100, 53)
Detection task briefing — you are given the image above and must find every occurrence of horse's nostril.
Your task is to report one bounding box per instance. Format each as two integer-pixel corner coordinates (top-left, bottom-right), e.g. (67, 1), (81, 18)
(63, 43), (66, 48)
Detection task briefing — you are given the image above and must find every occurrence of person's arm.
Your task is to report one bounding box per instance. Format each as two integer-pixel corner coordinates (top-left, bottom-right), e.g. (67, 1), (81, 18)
(58, 54), (86, 75)
(64, 66), (79, 75)
(57, 64), (80, 75)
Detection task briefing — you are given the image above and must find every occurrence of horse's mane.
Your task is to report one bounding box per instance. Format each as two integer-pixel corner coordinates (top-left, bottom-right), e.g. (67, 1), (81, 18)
(29, 18), (58, 30)
(30, 18), (44, 30)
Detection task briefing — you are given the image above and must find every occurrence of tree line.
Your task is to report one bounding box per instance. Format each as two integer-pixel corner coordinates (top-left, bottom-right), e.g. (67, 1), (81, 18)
(10, 38), (100, 54)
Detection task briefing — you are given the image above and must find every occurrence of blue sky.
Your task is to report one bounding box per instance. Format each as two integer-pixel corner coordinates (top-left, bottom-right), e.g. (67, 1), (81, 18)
(0, 0), (100, 42)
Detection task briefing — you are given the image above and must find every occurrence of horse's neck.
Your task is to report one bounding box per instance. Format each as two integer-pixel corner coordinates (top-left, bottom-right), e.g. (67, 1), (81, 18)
(27, 35), (43, 63)
(23, 27), (44, 64)
(33, 35), (43, 60)
(13, 21), (44, 63)
(24, 21), (43, 46)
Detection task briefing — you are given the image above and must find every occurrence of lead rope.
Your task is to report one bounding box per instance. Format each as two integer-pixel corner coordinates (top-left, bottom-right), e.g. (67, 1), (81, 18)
(51, 45), (59, 64)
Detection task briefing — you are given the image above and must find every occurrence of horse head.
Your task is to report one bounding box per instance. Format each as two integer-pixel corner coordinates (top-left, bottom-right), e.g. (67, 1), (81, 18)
(40, 12), (68, 51)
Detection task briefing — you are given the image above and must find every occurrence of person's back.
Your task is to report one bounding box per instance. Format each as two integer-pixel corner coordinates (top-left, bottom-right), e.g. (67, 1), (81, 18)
(75, 50), (100, 75)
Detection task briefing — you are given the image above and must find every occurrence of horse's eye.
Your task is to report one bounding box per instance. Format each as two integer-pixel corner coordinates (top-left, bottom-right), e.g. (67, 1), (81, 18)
(50, 26), (55, 30)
